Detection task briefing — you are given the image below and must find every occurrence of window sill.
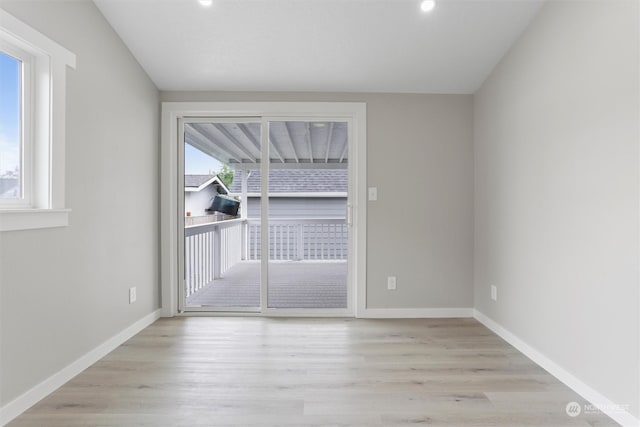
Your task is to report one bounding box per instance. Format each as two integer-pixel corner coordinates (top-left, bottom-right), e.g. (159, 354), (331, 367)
(0, 209), (70, 232)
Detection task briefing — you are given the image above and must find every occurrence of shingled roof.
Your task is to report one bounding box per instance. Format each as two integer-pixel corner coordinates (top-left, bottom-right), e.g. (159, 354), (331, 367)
(184, 175), (230, 193)
(229, 169), (347, 194)
(185, 175), (215, 188)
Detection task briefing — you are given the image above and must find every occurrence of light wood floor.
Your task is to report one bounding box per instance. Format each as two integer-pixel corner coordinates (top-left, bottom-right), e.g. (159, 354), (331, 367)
(9, 317), (618, 427)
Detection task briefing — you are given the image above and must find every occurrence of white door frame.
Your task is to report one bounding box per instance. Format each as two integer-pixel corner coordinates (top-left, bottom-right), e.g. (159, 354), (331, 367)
(160, 102), (367, 317)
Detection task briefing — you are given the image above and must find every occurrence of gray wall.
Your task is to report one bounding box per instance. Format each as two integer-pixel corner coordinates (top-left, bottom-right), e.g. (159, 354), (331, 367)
(162, 91), (475, 309)
(0, 1), (160, 406)
(246, 197), (347, 219)
(474, 0), (639, 417)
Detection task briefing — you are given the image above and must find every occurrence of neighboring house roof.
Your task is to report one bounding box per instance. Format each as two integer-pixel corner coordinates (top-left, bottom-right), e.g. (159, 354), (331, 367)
(185, 175), (230, 194)
(229, 169), (347, 196)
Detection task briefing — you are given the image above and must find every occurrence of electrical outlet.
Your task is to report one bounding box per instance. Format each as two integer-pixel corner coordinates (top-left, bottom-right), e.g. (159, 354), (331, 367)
(129, 287), (137, 304)
(387, 276), (397, 290)
(368, 187), (378, 201)
(490, 285), (497, 301)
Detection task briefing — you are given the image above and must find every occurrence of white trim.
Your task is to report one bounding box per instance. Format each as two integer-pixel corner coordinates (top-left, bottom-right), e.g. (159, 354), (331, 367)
(176, 119), (186, 313)
(474, 310), (640, 427)
(0, 9), (76, 231)
(230, 192), (347, 198)
(161, 110), (178, 316)
(161, 102), (367, 318)
(352, 108), (367, 318)
(0, 9), (76, 66)
(0, 208), (69, 231)
(359, 308), (474, 318)
(260, 118), (269, 311)
(173, 309), (352, 318)
(184, 309), (354, 318)
(233, 162), (349, 170)
(0, 310), (161, 426)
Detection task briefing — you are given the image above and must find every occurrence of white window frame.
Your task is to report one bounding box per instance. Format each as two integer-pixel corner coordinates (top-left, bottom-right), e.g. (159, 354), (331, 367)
(160, 102), (367, 318)
(0, 43), (33, 208)
(0, 8), (76, 232)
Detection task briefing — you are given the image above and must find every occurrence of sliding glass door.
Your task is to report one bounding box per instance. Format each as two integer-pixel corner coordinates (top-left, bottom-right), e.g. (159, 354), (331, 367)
(179, 117), (352, 315)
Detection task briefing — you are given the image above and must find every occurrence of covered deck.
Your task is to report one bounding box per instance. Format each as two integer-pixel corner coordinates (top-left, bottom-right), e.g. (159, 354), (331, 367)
(183, 119), (350, 311)
(184, 218), (348, 310)
(186, 260), (347, 308)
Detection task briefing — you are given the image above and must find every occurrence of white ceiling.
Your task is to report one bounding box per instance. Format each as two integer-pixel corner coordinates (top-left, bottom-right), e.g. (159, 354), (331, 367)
(94, 0), (544, 94)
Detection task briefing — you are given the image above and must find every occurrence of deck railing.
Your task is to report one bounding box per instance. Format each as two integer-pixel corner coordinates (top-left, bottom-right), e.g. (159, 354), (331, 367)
(184, 219), (243, 298)
(246, 218), (347, 261)
(184, 217), (347, 297)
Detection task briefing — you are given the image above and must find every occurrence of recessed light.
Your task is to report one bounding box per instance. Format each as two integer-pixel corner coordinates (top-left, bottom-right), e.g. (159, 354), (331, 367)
(420, 0), (436, 13)
(199, 0), (213, 6)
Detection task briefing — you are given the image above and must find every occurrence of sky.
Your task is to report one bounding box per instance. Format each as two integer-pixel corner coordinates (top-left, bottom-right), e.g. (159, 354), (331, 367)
(0, 52), (21, 176)
(185, 143), (223, 175)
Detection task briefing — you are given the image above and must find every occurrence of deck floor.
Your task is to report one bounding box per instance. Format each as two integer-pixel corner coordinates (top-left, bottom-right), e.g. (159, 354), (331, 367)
(186, 260), (347, 309)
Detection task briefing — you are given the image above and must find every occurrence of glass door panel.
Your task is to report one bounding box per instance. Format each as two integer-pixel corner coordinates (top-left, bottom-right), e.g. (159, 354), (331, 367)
(266, 121), (349, 310)
(182, 120), (261, 311)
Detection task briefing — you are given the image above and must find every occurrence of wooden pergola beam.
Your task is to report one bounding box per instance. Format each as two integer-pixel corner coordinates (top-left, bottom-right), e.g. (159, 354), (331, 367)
(210, 123), (258, 163)
(187, 124), (242, 164)
(284, 122), (300, 163)
(324, 122), (334, 164)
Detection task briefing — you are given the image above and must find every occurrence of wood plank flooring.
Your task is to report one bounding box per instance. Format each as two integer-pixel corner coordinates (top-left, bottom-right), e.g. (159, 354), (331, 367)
(9, 317), (619, 426)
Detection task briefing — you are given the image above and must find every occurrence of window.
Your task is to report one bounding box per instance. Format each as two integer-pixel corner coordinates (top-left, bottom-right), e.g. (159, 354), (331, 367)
(0, 9), (76, 231)
(0, 47), (30, 205)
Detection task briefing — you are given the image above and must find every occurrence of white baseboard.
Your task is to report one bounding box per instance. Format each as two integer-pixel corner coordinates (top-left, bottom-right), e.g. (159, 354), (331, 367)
(359, 307), (473, 318)
(474, 310), (639, 427)
(0, 309), (161, 426)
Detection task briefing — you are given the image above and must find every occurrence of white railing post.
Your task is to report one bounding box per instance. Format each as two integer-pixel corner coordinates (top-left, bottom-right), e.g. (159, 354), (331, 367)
(297, 223), (304, 260)
(240, 169), (249, 260)
(241, 221), (248, 260)
(185, 236), (191, 297)
(213, 225), (222, 279)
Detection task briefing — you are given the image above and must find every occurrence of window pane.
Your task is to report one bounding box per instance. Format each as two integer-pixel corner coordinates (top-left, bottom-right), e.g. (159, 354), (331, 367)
(0, 51), (22, 199)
